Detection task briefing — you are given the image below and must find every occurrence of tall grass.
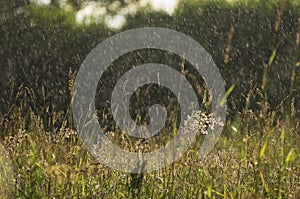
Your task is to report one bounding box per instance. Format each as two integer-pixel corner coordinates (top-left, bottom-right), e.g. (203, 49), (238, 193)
(1, 53), (299, 199)
(1, 106), (299, 198)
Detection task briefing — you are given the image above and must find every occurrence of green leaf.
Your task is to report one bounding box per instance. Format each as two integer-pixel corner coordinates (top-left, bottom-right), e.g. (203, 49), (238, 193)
(259, 140), (268, 158)
(220, 84), (235, 106)
(285, 149), (297, 165)
(268, 43), (279, 66)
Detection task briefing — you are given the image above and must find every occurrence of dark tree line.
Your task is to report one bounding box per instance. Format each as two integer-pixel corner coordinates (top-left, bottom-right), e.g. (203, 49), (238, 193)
(0, 0), (299, 130)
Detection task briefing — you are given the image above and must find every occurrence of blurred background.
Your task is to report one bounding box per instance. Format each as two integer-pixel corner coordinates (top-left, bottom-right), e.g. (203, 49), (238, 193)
(1, 0), (299, 127)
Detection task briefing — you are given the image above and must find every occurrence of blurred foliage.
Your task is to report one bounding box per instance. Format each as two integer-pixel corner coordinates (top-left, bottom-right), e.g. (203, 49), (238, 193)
(0, 0), (299, 130)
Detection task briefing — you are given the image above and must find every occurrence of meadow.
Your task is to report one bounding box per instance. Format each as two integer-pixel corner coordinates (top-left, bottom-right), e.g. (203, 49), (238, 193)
(0, 0), (299, 198)
(1, 84), (299, 198)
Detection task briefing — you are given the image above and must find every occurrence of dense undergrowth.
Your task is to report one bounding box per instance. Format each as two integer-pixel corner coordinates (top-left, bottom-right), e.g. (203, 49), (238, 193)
(1, 94), (299, 198)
